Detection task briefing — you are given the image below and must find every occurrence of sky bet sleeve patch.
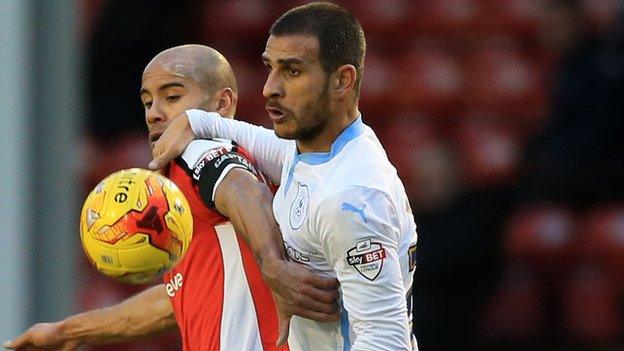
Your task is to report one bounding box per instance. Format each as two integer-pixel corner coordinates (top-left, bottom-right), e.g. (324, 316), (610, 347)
(346, 238), (387, 281)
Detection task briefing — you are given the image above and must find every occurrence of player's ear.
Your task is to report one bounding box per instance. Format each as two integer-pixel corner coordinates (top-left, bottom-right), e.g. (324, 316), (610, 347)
(215, 87), (236, 118)
(332, 64), (357, 98)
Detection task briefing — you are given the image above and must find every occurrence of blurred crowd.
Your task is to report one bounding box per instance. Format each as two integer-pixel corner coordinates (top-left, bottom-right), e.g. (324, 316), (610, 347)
(79, 1), (624, 350)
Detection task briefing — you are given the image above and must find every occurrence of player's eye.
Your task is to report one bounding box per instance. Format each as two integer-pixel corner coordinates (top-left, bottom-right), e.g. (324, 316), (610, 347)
(287, 67), (300, 77)
(166, 95), (181, 102)
(264, 63), (273, 72)
(143, 101), (153, 109)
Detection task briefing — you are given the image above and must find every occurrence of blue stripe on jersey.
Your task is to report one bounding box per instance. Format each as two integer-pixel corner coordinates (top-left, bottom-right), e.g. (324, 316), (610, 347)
(298, 116), (365, 166)
(284, 116), (366, 194)
(341, 307), (351, 351)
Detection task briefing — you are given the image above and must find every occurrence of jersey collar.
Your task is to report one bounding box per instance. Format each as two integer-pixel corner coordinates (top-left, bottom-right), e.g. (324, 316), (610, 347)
(297, 115), (365, 165)
(284, 115), (365, 195)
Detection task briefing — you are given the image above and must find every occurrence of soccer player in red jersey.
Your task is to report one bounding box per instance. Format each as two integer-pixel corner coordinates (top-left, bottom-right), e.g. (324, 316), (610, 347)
(4, 45), (339, 351)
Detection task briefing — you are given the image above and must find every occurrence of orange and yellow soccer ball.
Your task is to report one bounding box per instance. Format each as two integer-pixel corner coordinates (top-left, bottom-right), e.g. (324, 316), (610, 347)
(80, 168), (193, 284)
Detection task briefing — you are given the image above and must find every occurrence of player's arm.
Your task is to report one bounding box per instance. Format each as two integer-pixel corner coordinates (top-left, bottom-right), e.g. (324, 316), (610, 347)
(184, 141), (339, 343)
(214, 168), (339, 316)
(3, 284), (176, 351)
(150, 109), (291, 184)
(316, 188), (412, 351)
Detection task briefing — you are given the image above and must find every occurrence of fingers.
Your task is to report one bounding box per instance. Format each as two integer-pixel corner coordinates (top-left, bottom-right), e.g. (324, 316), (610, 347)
(148, 112), (194, 170)
(306, 274), (340, 290)
(148, 153), (171, 170)
(149, 140), (176, 170)
(289, 285), (339, 314)
(3, 340), (16, 349)
(278, 291), (341, 322)
(297, 284), (339, 304)
(4, 332), (31, 349)
(275, 314), (291, 347)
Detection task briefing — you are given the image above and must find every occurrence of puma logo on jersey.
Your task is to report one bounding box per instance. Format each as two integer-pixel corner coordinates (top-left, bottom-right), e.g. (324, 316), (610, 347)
(165, 272), (184, 297)
(341, 202), (367, 223)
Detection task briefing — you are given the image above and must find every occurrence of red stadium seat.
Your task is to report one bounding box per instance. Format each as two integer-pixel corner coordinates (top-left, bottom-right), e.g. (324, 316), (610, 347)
(201, 0), (274, 43)
(226, 56), (269, 126)
(395, 44), (463, 113)
(576, 205), (624, 287)
(407, 0), (486, 36)
(454, 114), (522, 188)
(359, 52), (398, 117)
(463, 38), (546, 117)
(504, 204), (576, 273)
(381, 114), (460, 210)
(480, 265), (544, 342)
(481, 0), (544, 37)
(83, 133), (152, 189)
(561, 264), (621, 346)
(349, 0), (411, 42)
(581, 0), (622, 34)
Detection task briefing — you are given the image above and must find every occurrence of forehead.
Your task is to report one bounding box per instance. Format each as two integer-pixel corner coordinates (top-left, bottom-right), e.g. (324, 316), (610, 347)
(141, 61), (197, 89)
(263, 34), (321, 64)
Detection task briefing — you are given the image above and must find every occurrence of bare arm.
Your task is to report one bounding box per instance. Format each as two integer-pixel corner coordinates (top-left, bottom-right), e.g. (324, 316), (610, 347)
(150, 110), (291, 184)
(213, 168), (340, 345)
(4, 284), (176, 350)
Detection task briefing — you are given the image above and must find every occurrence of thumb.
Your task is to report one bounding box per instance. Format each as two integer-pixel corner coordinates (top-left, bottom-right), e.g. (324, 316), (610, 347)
(4, 333), (29, 349)
(149, 149), (175, 170)
(276, 313), (291, 347)
(148, 156), (166, 170)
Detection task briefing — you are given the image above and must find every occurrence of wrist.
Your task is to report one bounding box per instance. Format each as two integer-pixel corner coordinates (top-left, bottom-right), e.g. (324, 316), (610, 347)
(186, 109), (218, 138)
(59, 313), (93, 346)
(260, 255), (288, 281)
(53, 319), (77, 345)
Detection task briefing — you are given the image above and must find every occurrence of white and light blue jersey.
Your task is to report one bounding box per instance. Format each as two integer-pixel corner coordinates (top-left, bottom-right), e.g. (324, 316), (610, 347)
(188, 110), (418, 351)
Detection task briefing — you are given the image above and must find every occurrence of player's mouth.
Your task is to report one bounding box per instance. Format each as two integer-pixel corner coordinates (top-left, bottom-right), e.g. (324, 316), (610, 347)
(266, 105), (285, 122)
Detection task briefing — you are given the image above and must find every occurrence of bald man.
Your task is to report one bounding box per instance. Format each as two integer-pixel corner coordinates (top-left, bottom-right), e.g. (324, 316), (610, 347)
(4, 45), (339, 351)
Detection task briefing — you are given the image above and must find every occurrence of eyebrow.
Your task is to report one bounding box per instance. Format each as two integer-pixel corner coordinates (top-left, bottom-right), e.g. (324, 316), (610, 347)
(139, 82), (186, 96)
(262, 55), (305, 66)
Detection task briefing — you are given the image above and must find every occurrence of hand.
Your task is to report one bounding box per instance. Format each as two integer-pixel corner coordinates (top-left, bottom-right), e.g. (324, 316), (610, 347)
(261, 260), (341, 346)
(3, 322), (79, 351)
(149, 112), (195, 170)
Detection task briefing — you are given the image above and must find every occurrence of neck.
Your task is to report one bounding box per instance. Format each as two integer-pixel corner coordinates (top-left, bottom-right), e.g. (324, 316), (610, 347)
(296, 106), (359, 154)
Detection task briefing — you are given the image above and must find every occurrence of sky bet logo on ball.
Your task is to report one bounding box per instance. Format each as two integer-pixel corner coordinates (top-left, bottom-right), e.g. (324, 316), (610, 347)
(347, 238), (386, 281)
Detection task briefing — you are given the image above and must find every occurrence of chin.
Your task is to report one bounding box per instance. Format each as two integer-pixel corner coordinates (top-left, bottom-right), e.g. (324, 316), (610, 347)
(273, 125), (297, 140)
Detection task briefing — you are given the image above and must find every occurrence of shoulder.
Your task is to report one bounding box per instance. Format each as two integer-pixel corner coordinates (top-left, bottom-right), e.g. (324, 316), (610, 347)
(314, 186), (398, 232)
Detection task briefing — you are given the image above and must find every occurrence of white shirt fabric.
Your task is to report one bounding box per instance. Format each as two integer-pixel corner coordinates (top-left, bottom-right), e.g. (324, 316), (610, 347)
(187, 110), (418, 351)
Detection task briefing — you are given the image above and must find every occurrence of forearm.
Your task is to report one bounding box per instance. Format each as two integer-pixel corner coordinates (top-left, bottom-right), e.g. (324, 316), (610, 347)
(187, 109), (289, 184)
(215, 170), (285, 269)
(59, 284), (177, 345)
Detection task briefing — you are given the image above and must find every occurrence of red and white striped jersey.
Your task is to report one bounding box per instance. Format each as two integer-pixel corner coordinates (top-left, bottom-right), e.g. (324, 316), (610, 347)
(163, 139), (286, 351)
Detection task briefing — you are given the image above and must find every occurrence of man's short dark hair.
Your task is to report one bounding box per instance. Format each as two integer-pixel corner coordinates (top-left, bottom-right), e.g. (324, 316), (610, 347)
(270, 2), (366, 95)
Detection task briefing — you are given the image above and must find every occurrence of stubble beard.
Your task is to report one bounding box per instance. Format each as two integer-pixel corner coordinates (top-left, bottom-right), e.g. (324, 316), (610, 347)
(277, 82), (332, 143)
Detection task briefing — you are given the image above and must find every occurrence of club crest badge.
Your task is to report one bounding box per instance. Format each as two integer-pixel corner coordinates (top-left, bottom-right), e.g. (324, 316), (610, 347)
(289, 183), (309, 230)
(346, 239), (387, 281)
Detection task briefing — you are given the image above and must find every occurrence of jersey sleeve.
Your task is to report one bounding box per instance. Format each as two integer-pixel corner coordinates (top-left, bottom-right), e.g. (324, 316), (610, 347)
(186, 109), (292, 185)
(177, 139), (260, 209)
(314, 187), (412, 351)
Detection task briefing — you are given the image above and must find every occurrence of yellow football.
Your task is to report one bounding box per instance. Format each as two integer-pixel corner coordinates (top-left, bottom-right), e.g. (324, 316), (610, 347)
(80, 168), (193, 284)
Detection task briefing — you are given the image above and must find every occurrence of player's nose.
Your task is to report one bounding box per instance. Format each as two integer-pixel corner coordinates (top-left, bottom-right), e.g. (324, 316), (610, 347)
(263, 71), (284, 99)
(146, 101), (166, 124)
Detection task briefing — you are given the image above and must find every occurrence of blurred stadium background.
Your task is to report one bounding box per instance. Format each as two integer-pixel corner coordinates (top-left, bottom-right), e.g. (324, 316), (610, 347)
(1, 0), (623, 350)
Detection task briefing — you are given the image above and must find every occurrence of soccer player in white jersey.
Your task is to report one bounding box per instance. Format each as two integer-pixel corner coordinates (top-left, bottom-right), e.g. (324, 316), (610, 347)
(151, 3), (418, 350)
